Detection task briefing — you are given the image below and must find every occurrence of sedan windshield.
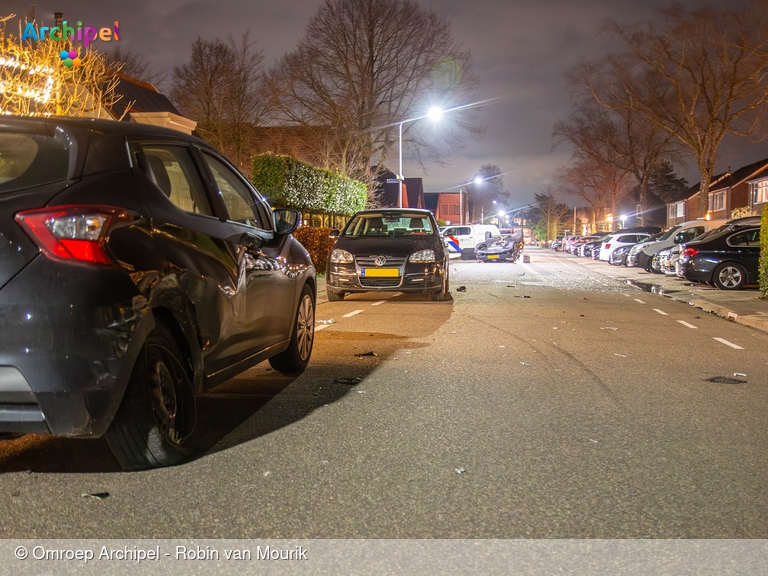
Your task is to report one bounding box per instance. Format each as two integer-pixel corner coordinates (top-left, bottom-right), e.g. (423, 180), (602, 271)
(344, 213), (435, 237)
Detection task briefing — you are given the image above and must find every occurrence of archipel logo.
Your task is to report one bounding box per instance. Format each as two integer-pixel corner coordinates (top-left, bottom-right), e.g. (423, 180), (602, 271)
(60, 49), (81, 68)
(21, 20), (120, 49)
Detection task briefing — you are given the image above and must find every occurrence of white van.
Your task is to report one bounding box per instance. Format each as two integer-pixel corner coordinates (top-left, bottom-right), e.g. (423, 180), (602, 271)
(442, 224), (501, 258)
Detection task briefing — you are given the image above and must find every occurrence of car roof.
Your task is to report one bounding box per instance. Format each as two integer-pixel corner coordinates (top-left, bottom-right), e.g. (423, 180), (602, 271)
(354, 208), (434, 216)
(0, 115), (207, 144)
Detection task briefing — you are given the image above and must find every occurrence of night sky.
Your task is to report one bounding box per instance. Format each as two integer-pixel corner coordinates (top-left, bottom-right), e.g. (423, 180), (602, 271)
(1, 0), (763, 208)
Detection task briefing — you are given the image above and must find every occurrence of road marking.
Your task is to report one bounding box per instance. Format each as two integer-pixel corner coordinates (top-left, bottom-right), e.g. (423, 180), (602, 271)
(371, 300), (388, 306)
(634, 299), (646, 304)
(343, 310), (364, 318)
(677, 320), (698, 329)
(315, 324), (330, 331)
(713, 337), (744, 350)
(653, 308), (669, 316)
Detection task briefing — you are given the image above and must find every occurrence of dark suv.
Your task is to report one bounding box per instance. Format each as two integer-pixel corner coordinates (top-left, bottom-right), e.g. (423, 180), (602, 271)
(326, 209), (448, 301)
(0, 117), (316, 469)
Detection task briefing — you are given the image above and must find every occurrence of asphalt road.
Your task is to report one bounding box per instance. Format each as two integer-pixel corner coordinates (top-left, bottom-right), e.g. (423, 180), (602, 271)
(1, 248), (767, 538)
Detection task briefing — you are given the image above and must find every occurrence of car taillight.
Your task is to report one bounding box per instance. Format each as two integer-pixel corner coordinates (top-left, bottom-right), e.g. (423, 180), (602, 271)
(682, 247), (699, 258)
(604, 244), (611, 249)
(15, 205), (132, 265)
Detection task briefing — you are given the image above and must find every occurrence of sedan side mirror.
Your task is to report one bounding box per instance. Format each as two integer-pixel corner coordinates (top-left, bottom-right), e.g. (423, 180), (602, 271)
(273, 208), (301, 235)
(329, 229), (340, 239)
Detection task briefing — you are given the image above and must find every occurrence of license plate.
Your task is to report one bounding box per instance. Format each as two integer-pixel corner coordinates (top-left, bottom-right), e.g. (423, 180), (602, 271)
(487, 255), (499, 259)
(361, 268), (399, 277)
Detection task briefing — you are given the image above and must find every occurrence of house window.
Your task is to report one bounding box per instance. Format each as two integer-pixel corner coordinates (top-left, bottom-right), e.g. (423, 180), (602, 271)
(636, 204), (642, 218)
(708, 190), (725, 212)
(668, 202), (684, 220)
(753, 180), (768, 204)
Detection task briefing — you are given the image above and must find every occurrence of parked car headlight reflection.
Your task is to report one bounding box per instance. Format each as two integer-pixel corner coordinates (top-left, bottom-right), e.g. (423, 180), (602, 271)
(410, 249), (436, 263)
(330, 249), (354, 264)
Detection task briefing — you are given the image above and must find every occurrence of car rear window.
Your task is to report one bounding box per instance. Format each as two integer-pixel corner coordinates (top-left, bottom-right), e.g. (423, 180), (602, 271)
(0, 129), (72, 193)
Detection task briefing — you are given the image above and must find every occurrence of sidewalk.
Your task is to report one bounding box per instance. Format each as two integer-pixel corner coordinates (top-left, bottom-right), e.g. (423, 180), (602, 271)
(555, 248), (768, 335)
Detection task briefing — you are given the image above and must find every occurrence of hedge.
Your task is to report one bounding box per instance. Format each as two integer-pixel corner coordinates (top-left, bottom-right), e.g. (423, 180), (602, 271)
(292, 226), (337, 274)
(760, 205), (768, 298)
(251, 153), (367, 216)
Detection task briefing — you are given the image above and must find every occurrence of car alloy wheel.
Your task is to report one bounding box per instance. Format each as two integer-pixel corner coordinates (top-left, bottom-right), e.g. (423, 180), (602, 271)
(269, 284), (316, 374)
(713, 263), (746, 290)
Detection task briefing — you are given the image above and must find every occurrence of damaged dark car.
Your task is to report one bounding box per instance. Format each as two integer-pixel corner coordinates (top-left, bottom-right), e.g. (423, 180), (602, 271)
(0, 117), (316, 469)
(325, 209), (449, 301)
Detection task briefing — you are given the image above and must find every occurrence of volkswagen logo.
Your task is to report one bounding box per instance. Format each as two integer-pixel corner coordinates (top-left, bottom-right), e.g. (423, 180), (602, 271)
(374, 255), (387, 267)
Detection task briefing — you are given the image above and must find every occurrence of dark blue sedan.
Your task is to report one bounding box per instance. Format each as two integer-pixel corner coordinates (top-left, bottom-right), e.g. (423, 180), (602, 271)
(679, 225), (761, 289)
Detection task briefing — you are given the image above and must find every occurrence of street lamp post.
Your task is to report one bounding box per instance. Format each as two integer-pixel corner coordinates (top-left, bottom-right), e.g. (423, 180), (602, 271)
(397, 107), (443, 208)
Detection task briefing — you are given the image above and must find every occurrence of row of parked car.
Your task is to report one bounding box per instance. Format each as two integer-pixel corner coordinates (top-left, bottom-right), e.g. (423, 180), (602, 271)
(551, 216), (763, 290)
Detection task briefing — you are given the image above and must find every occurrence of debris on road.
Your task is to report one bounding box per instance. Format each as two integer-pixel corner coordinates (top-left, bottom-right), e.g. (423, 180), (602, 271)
(357, 390), (367, 394)
(499, 345), (506, 348)
(457, 286), (467, 292)
(355, 351), (377, 357)
(589, 439), (598, 443)
(82, 492), (110, 500)
(519, 362), (530, 367)
(506, 284), (516, 288)
(317, 319), (336, 325)
(705, 376), (747, 384)
(455, 467), (466, 474)
(734, 373), (747, 377)
(334, 377), (363, 385)
(263, 471), (271, 477)
(515, 295), (531, 299)
(600, 327), (618, 331)
(523, 255), (530, 263)
(614, 353), (627, 357)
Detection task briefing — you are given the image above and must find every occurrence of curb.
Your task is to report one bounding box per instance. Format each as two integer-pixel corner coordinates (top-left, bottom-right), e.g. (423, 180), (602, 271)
(668, 297), (768, 335)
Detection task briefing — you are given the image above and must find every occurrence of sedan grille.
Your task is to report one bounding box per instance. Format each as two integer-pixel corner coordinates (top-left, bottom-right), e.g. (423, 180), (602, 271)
(355, 255), (407, 267)
(359, 277), (402, 288)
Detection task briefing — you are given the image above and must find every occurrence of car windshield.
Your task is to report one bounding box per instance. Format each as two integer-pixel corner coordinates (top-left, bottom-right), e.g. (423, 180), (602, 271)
(344, 213), (435, 237)
(655, 225), (682, 242)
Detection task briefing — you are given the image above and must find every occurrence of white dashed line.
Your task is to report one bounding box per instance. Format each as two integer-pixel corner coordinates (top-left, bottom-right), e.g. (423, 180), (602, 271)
(343, 310), (364, 318)
(713, 337), (744, 350)
(315, 324), (330, 331)
(371, 300), (388, 306)
(634, 299), (646, 304)
(653, 309), (669, 316)
(677, 320), (698, 329)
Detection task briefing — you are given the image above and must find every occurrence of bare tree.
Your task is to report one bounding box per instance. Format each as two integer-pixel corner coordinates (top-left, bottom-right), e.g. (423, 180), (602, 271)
(107, 45), (167, 87)
(267, 0), (479, 190)
(533, 188), (571, 242)
(555, 89), (681, 225)
(555, 151), (631, 232)
(466, 164), (507, 223)
(171, 33), (267, 168)
(596, 4), (768, 217)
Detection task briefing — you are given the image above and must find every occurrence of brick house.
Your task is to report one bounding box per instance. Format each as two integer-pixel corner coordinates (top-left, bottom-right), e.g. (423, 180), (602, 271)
(424, 191), (468, 224)
(666, 157), (768, 227)
(746, 166), (768, 214)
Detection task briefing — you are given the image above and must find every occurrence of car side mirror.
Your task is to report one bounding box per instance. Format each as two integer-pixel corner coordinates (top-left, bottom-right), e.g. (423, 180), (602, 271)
(329, 229), (340, 239)
(273, 208), (300, 235)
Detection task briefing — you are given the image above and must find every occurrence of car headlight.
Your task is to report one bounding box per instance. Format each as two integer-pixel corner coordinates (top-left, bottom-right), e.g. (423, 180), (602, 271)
(631, 243), (648, 255)
(410, 249), (436, 263)
(330, 249), (354, 264)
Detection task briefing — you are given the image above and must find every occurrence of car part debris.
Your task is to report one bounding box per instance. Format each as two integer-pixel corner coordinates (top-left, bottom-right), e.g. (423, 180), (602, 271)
(355, 351), (377, 357)
(334, 377), (363, 385)
(82, 492), (110, 500)
(457, 286), (467, 292)
(519, 362), (530, 366)
(705, 376), (747, 384)
(317, 319), (336, 325)
(455, 467), (466, 474)
(733, 373), (747, 377)
(600, 327), (618, 331)
(515, 295), (531, 299)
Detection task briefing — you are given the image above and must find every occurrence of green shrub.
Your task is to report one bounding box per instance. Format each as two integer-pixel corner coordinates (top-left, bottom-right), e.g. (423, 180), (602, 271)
(251, 153), (366, 216)
(760, 205), (768, 299)
(292, 226), (338, 274)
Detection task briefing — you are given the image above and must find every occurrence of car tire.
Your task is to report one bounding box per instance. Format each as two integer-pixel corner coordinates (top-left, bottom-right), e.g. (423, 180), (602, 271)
(105, 321), (197, 470)
(712, 263), (747, 290)
(327, 288), (345, 301)
(431, 270), (447, 301)
(269, 284), (315, 374)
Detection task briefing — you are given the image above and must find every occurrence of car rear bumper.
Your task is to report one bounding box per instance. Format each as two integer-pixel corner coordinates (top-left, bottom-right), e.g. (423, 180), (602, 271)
(0, 256), (151, 437)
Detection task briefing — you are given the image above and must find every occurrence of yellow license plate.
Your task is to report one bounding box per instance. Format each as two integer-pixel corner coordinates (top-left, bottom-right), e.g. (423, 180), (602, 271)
(487, 255), (499, 259)
(361, 268), (400, 277)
